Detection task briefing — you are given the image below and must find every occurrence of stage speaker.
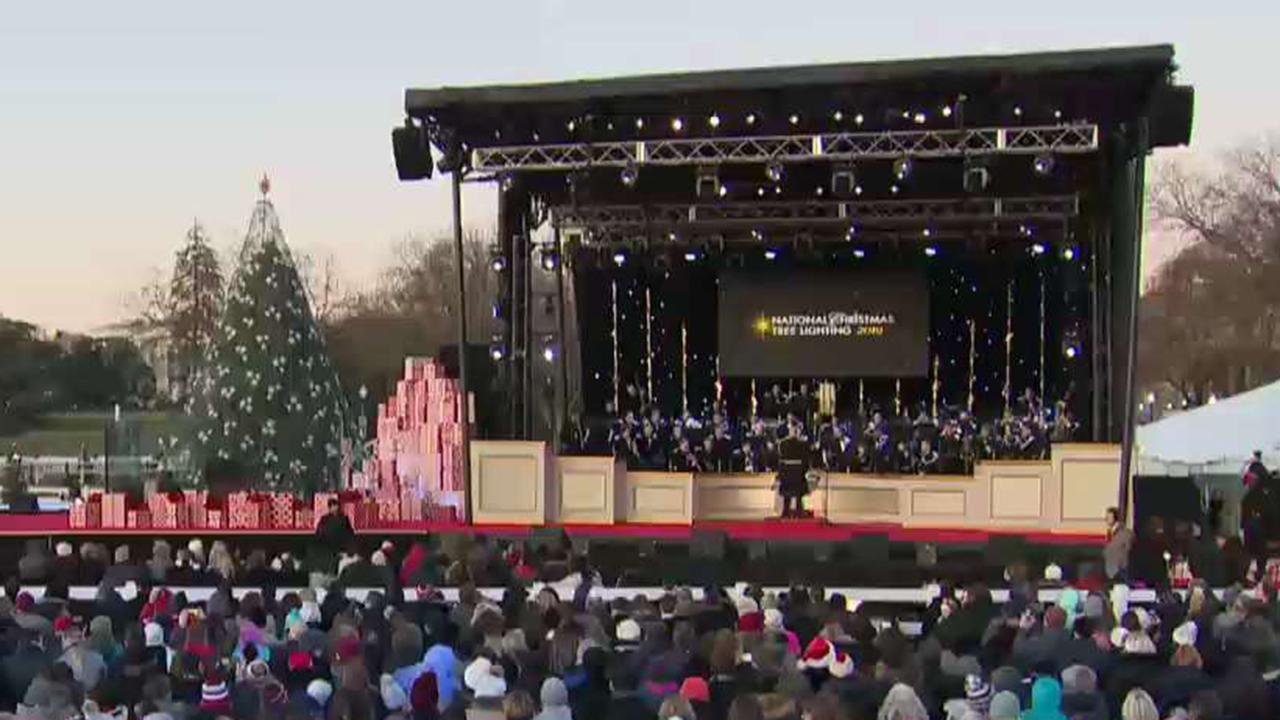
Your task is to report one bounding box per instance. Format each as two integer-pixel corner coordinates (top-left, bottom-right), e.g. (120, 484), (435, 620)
(1134, 475), (1202, 531)
(1149, 85), (1195, 148)
(984, 535), (1027, 567)
(392, 122), (433, 181)
(691, 530), (726, 560)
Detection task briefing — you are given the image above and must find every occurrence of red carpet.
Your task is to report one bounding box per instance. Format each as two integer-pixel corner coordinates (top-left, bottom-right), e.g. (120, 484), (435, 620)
(0, 512), (1104, 546)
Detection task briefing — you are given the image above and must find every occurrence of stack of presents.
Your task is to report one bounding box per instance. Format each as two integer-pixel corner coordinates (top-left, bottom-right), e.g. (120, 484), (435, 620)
(68, 357), (465, 531)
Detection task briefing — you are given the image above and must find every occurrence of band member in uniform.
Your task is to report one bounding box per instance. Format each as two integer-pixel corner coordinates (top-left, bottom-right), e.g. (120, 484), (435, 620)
(776, 424), (812, 518)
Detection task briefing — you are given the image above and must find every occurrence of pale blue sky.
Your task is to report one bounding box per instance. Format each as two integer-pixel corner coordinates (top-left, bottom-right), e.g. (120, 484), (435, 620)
(0, 1), (1272, 332)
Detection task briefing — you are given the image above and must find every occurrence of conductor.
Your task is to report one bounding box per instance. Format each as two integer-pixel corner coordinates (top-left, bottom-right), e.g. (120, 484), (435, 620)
(776, 423), (812, 518)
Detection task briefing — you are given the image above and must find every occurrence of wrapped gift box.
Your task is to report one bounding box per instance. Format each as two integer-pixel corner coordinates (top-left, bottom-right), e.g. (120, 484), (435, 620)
(186, 491), (207, 529)
(103, 493), (127, 529)
(206, 509), (224, 529)
(228, 492), (268, 529)
(376, 496), (400, 524)
(70, 501), (87, 528)
(295, 508), (315, 529)
(268, 494), (293, 529)
(126, 509), (151, 529)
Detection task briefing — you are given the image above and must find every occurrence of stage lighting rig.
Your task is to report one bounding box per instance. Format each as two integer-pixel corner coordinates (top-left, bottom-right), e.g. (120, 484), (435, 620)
(831, 163), (858, 196)
(765, 161), (785, 183)
(696, 165), (722, 199)
(490, 253), (508, 273)
(620, 161), (639, 188)
(893, 157), (913, 181)
(1033, 153), (1057, 176)
(489, 338), (507, 361)
(391, 118), (433, 181)
(539, 245), (560, 271)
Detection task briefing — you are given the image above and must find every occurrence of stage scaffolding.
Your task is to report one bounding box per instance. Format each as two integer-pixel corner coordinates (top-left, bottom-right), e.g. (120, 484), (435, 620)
(397, 45), (1193, 516)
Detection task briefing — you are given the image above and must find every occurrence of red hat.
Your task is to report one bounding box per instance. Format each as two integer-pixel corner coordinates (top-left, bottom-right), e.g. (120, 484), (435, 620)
(799, 636), (834, 670)
(679, 677), (710, 703)
(288, 651), (314, 672)
(829, 650), (854, 678)
(737, 611), (764, 633)
(53, 615), (76, 634)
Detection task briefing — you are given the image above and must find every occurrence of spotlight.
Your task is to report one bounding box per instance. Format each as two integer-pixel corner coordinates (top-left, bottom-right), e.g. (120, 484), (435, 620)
(491, 301), (505, 320)
(746, 113), (757, 125)
(498, 174), (514, 193)
(845, 225), (858, 241)
(924, 246), (938, 257)
(696, 165), (721, 199)
(683, 250), (699, 262)
(750, 229), (764, 241)
(893, 156), (913, 181)
(709, 113), (721, 128)
(757, 187), (765, 197)
(1054, 109), (1063, 120)
(854, 113), (865, 126)
(854, 185), (864, 196)
(890, 184), (900, 195)
(831, 163), (858, 196)
(566, 119), (576, 132)
(542, 345), (556, 363)
(489, 341), (506, 362)
(635, 118), (645, 130)
(1064, 345), (1079, 359)
(853, 248), (866, 259)
(1030, 243), (1046, 256)
(764, 248), (778, 260)
(671, 117), (684, 131)
(620, 161), (639, 188)
(941, 105), (953, 118)
(490, 255), (508, 273)
(612, 250), (627, 267)
(540, 247), (560, 271)
(718, 184), (728, 198)
(1013, 106), (1023, 118)
(833, 110), (844, 122)
(922, 228), (932, 238)
(1062, 246), (1077, 261)
(1033, 153), (1056, 176)
(765, 161), (784, 183)
(788, 114), (800, 126)
(913, 112), (926, 125)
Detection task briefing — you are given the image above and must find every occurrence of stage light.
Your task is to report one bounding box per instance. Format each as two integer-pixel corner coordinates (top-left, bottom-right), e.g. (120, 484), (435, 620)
(924, 246), (938, 257)
(1146, 391), (1156, 404)
(718, 184), (728, 198)
(855, 113), (865, 125)
(1033, 153), (1056, 176)
(941, 105), (953, 118)
(773, 186), (782, 195)
(757, 187), (766, 197)
(751, 229), (764, 240)
(833, 110), (844, 122)
(491, 301), (505, 320)
(709, 113), (721, 128)
(696, 165), (721, 199)
(542, 345), (556, 363)
(1013, 106), (1023, 118)
(671, 117), (684, 131)
(619, 162), (640, 188)
(789, 114), (800, 126)
(612, 250), (627, 266)
(815, 186), (825, 197)
(764, 248), (778, 260)
(489, 342), (506, 361)
(765, 161), (784, 183)
(490, 255), (508, 273)
(498, 174), (514, 193)
(1064, 345), (1079, 359)
(922, 228), (932, 238)
(894, 157), (913, 181)
(1054, 109), (1063, 120)
(540, 248), (560, 271)
(684, 250), (699, 262)
(845, 225), (858, 240)
(635, 118), (645, 130)
(854, 185), (864, 196)
(667, 232), (677, 242)
(853, 248), (866, 259)
(566, 119), (576, 132)
(1062, 246), (1077, 261)
(913, 112), (926, 124)
(746, 113), (757, 125)
(890, 184), (900, 195)
(1031, 243), (1046, 256)
(831, 163), (857, 196)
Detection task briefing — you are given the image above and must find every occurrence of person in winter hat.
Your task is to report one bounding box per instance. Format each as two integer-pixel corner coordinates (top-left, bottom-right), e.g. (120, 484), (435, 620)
(533, 677), (573, 720)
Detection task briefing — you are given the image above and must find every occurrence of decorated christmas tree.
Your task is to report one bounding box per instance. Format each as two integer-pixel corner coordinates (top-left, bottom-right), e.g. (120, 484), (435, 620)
(183, 177), (355, 494)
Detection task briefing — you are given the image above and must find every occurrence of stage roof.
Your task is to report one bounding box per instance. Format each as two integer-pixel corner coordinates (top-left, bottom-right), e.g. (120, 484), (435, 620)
(1137, 380), (1280, 473)
(406, 44), (1191, 148)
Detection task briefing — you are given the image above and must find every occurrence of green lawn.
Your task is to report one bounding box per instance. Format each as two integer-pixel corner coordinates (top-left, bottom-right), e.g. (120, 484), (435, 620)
(0, 411), (182, 456)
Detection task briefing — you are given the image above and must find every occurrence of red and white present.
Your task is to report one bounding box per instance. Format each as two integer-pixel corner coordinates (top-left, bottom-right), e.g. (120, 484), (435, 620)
(206, 509), (224, 529)
(400, 492), (423, 522)
(268, 494), (294, 529)
(376, 496), (400, 524)
(70, 501), (88, 528)
(186, 491), (208, 529)
(295, 508), (315, 529)
(313, 493), (336, 519)
(228, 492), (267, 529)
(103, 493), (127, 529)
(126, 509), (151, 529)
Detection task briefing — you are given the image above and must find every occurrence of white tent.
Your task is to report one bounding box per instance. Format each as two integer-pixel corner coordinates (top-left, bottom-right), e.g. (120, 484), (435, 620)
(1136, 380), (1280, 475)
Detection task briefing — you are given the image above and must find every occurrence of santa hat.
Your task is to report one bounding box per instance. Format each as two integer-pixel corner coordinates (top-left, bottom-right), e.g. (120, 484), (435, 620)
(680, 677), (711, 703)
(200, 679), (231, 713)
(1172, 622), (1198, 647)
(737, 612), (764, 633)
(829, 650), (854, 678)
(288, 651), (314, 672)
(799, 636), (835, 670)
(763, 608), (785, 632)
(53, 615), (77, 635)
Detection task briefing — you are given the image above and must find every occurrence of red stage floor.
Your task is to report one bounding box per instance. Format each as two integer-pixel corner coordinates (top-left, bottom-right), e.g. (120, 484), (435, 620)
(0, 513), (1104, 546)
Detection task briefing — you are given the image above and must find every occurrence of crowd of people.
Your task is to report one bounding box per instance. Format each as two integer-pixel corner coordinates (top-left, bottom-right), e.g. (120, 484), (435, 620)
(2, 498), (1279, 720)
(568, 384), (1077, 475)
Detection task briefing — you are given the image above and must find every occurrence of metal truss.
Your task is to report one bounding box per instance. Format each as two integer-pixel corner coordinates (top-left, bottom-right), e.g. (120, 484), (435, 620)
(551, 196), (1078, 243)
(472, 125), (1098, 172)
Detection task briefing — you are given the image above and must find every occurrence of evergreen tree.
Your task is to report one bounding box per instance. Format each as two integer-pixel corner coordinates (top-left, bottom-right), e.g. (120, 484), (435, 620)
(167, 221), (223, 402)
(184, 178), (354, 493)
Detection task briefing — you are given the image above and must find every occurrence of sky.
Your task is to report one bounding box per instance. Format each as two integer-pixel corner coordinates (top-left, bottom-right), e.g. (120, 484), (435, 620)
(0, 1), (1274, 333)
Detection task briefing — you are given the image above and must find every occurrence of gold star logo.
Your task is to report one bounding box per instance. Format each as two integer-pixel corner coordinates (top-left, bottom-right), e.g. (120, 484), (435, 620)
(753, 315), (772, 337)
